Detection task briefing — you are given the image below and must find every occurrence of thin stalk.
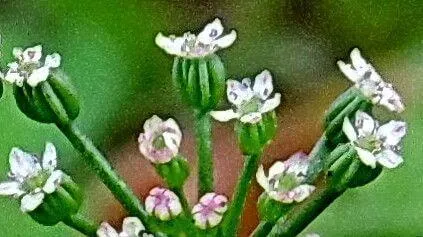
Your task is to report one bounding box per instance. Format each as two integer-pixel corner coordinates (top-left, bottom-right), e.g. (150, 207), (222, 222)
(63, 214), (98, 237)
(172, 187), (190, 214)
(194, 110), (214, 197)
(223, 153), (261, 237)
(56, 122), (152, 229)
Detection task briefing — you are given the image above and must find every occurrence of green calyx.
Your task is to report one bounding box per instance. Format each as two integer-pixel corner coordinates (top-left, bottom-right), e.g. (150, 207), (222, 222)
(155, 155), (190, 189)
(28, 174), (83, 226)
(172, 54), (226, 112)
(14, 69), (80, 125)
(235, 112), (277, 155)
(257, 193), (293, 223)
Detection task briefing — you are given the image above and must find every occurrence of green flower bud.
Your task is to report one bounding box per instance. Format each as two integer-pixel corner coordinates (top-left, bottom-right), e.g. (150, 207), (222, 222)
(257, 193), (292, 223)
(235, 112), (277, 155)
(28, 174), (83, 226)
(172, 54), (226, 112)
(14, 70), (80, 125)
(155, 155), (190, 189)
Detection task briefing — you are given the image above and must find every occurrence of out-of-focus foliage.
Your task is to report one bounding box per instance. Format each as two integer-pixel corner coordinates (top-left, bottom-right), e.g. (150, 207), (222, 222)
(0, 0), (421, 236)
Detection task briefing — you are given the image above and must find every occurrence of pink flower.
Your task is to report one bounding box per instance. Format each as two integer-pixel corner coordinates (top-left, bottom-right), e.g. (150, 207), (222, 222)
(192, 193), (228, 229)
(145, 187), (182, 221)
(138, 115), (182, 164)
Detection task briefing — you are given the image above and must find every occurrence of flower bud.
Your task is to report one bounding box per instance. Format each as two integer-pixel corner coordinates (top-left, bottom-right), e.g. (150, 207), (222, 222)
(28, 174), (83, 226)
(145, 187), (182, 221)
(155, 155), (190, 189)
(14, 69), (80, 125)
(172, 54), (226, 112)
(235, 112), (277, 155)
(192, 193), (228, 229)
(257, 193), (292, 223)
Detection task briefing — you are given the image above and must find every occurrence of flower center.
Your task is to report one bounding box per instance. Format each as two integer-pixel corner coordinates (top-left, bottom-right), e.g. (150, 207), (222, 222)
(154, 193), (170, 206)
(152, 135), (167, 150)
(269, 172), (300, 193)
(355, 135), (382, 152)
(238, 96), (261, 115)
(22, 171), (49, 192)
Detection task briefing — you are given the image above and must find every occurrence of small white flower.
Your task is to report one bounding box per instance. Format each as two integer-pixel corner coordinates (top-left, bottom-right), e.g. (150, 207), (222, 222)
(155, 18), (237, 58)
(211, 70), (281, 124)
(337, 48), (404, 113)
(342, 111), (407, 169)
(138, 115), (182, 164)
(256, 152), (315, 203)
(145, 187), (182, 221)
(0, 143), (64, 212)
(192, 193), (228, 229)
(3, 45), (61, 87)
(97, 217), (153, 237)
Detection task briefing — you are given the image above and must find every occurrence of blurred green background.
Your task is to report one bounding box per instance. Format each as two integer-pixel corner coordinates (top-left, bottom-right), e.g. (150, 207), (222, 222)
(0, 0), (422, 236)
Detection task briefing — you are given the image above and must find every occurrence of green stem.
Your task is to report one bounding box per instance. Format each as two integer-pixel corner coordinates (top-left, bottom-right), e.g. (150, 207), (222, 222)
(304, 136), (332, 183)
(223, 154), (261, 237)
(63, 214), (98, 237)
(56, 122), (152, 229)
(194, 110), (214, 197)
(251, 221), (273, 237)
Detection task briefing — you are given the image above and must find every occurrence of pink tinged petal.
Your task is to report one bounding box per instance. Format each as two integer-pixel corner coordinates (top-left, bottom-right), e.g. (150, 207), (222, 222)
(0, 181), (24, 196)
(143, 115), (163, 132)
(226, 79), (253, 106)
(121, 217), (145, 235)
(197, 18), (224, 44)
(268, 161), (286, 178)
(377, 120), (407, 146)
(214, 30), (237, 49)
(376, 149), (403, 169)
(168, 198), (182, 216)
(97, 222), (119, 237)
(191, 203), (203, 214)
(27, 66), (50, 87)
(342, 117), (358, 142)
(155, 205), (171, 221)
(155, 33), (184, 56)
(350, 48), (368, 72)
(285, 152), (310, 177)
(379, 85), (405, 113)
(9, 148), (41, 180)
(23, 45), (43, 62)
(193, 212), (208, 229)
(42, 142), (57, 171)
(354, 111), (377, 137)
(337, 61), (360, 82)
(145, 196), (156, 214)
(291, 184), (315, 203)
(207, 212), (223, 228)
(256, 165), (269, 191)
(355, 147), (377, 168)
(240, 112), (262, 124)
(42, 170), (63, 194)
(45, 53), (61, 68)
(210, 109), (239, 122)
(253, 70), (274, 100)
(20, 192), (44, 212)
(260, 93), (281, 114)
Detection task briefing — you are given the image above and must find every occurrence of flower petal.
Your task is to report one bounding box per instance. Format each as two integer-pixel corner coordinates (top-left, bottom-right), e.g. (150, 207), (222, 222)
(27, 66), (50, 87)
(193, 212), (208, 229)
(226, 79), (253, 106)
(214, 30), (237, 49)
(342, 117), (358, 142)
(376, 149), (403, 169)
(377, 120), (407, 146)
(240, 112), (262, 124)
(20, 192), (44, 212)
(121, 217), (145, 235)
(379, 84), (405, 113)
(350, 48), (368, 72)
(155, 33), (184, 56)
(210, 109), (239, 122)
(260, 93), (281, 114)
(9, 148), (41, 180)
(42, 142), (57, 172)
(268, 161), (286, 178)
(0, 181), (24, 196)
(355, 147), (377, 168)
(207, 212), (223, 228)
(253, 70), (273, 100)
(42, 170), (63, 194)
(143, 115), (163, 132)
(23, 45), (42, 63)
(337, 61), (360, 82)
(197, 18), (224, 44)
(256, 165), (269, 191)
(291, 184), (315, 202)
(284, 152), (310, 177)
(45, 53), (61, 68)
(354, 111), (376, 137)
(12, 48), (23, 60)
(97, 222), (119, 237)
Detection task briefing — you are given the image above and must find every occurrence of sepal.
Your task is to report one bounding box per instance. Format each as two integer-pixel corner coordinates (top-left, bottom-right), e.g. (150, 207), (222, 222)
(257, 193), (292, 223)
(155, 155), (190, 189)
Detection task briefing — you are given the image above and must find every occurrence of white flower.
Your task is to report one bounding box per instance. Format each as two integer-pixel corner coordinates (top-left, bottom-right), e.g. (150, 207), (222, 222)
(211, 70), (281, 124)
(0, 143), (64, 212)
(155, 18), (237, 58)
(138, 115), (182, 164)
(3, 45), (61, 87)
(342, 111), (407, 169)
(256, 152), (315, 203)
(192, 193), (228, 229)
(145, 187), (182, 221)
(97, 217), (153, 237)
(337, 48), (404, 113)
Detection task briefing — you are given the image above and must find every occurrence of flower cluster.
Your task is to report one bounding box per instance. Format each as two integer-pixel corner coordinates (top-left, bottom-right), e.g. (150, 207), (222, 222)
(343, 111), (407, 169)
(156, 18), (237, 58)
(256, 152), (315, 203)
(211, 70), (281, 124)
(337, 48), (404, 113)
(2, 45), (61, 87)
(0, 143), (64, 212)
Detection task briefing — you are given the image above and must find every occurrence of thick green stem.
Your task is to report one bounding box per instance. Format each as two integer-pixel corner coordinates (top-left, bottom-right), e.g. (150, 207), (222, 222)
(223, 154), (261, 237)
(251, 221), (273, 237)
(194, 110), (214, 197)
(63, 214), (98, 237)
(304, 136), (332, 183)
(56, 122), (152, 229)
